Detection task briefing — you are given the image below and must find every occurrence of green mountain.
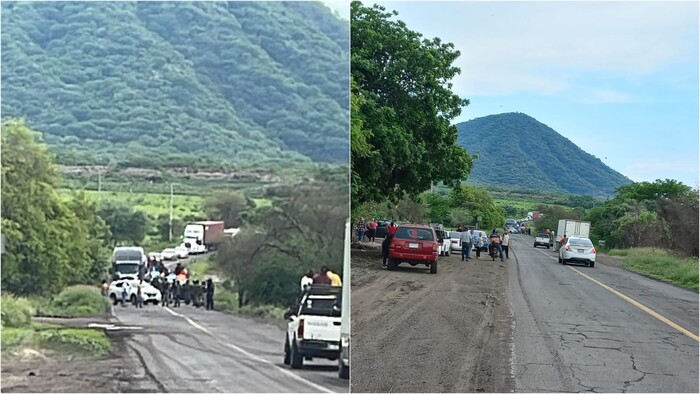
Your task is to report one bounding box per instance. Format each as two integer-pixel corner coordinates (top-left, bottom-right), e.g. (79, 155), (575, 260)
(1, 1), (349, 166)
(456, 113), (632, 197)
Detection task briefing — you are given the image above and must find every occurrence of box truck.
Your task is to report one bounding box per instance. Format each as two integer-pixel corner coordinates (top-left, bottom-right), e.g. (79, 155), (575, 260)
(556, 220), (591, 250)
(182, 221), (225, 254)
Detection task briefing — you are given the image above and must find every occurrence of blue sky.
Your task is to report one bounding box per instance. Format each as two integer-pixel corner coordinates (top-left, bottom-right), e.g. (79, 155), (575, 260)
(350, 0), (699, 188)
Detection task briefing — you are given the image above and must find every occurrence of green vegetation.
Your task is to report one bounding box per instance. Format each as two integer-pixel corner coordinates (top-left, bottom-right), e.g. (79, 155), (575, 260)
(41, 286), (111, 318)
(1, 295), (36, 328)
(456, 113), (632, 197)
(1, 1), (348, 166)
(588, 180), (698, 257)
(351, 1), (475, 208)
(608, 248), (699, 291)
(2, 325), (112, 357)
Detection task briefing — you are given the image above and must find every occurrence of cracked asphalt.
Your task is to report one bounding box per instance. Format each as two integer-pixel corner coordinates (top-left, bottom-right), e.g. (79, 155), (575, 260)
(112, 303), (348, 393)
(509, 234), (699, 393)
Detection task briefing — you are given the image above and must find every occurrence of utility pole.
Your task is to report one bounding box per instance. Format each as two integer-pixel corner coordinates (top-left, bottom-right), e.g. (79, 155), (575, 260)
(169, 183), (174, 242)
(97, 171), (102, 203)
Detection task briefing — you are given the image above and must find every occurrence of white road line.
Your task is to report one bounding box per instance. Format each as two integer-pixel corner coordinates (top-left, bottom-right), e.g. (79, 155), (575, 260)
(163, 307), (335, 393)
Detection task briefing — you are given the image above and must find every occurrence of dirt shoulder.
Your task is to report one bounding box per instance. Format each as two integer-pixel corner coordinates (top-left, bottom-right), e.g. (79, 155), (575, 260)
(1, 324), (159, 393)
(351, 244), (514, 393)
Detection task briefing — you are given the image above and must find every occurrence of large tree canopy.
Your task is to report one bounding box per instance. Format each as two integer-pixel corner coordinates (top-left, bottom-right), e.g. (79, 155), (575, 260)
(351, 1), (474, 207)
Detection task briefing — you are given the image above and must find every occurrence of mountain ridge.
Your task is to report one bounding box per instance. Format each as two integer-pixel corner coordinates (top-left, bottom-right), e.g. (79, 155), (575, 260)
(1, 1), (349, 166)
(456, 112), (632, 197)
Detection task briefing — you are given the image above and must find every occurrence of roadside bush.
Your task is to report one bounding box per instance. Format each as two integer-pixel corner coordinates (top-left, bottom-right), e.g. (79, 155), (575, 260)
(37, 328), (112, 356)
(610, 248), (699, 291)
(213, 288), (238, 313)
(50, 285), (110, 317)
(239, 304), (286, 320)
(1, 295), (36, 327)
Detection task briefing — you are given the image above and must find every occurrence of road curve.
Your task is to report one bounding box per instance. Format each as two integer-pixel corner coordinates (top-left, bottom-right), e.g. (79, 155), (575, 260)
(112, 304), (347, 393)
(508, 234), (699, 393)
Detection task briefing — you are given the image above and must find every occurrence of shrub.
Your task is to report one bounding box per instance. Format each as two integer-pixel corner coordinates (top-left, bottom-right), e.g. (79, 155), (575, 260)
(51, 285), (110, 317)
(214, 288), (238, 313)
(37, 328), (112, 356)
(1, 294), (36, 327)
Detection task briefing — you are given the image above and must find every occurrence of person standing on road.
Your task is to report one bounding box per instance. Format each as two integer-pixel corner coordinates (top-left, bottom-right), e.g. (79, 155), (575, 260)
(121, 282), (129, 307)
(502, 231), (510, 259)
(135, 280), (144, 308)
(205, 279), (215, 310)
(381, 221), (398, 268)
(357, 218), (367, 242)
(476, 231), (484, 259)
(490, 229), (504, 262)
(460, 230), (471, 261)
(367, 219), (378, 244)
(172, 281), (181, 307)
(301, 270), (314, 291)
(100, 280), (108, 297)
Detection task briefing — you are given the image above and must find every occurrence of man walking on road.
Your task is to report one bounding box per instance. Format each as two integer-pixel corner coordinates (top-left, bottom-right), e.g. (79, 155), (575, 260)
(502, 231), (510, 259)
(381, 221), (398, 268)
(460, 230), (472, 261)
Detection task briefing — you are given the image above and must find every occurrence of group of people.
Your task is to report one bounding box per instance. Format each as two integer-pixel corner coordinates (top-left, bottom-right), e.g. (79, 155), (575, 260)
(356, 217), (380, 244)
(456, 227), (511, 263)
(300, 266), (343, 291)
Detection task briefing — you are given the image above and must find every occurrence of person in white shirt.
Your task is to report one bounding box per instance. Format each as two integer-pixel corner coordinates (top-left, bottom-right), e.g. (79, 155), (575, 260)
(300, 270), (314, 291)
(502, 232), (510, 259)
(460, 230), (472, 261)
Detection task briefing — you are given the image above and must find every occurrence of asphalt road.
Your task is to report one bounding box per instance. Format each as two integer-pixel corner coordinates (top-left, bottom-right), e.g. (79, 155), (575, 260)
(509, 234), (699, 393)
(112, 303), (347, 393)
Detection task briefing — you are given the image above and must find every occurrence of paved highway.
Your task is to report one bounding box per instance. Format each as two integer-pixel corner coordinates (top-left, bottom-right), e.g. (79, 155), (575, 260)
(112, 304), (347, 393)
(509, 234), (699, 393)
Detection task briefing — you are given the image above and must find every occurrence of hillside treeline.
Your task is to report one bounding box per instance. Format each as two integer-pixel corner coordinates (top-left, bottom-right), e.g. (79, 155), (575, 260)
(1, 1), (349, 166)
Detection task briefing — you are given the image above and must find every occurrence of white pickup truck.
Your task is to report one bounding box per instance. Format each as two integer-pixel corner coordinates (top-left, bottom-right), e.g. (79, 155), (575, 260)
(533, 232), (551, 249)
(284, 284), (342, 369)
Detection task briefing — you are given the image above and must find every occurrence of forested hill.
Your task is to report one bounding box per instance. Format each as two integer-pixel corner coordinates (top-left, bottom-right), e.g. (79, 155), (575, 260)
(456, 113), (632, 197)
(1, 1), (349, 166)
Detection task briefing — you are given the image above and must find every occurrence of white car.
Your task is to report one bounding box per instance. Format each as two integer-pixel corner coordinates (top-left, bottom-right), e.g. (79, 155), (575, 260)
(435, 229), (451, 256)
(559, 237), (596, 267)
(107, 279), (162, 305)
(161, 248), (177, 261)
(175, 245), (189, 259)
(533, 232), (551, 248)
(447, 231), (463, 252)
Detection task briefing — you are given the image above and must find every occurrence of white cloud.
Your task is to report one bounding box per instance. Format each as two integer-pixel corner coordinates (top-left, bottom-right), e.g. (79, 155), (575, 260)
(321, 0), (350, 20)
(380, 1), (698, 97)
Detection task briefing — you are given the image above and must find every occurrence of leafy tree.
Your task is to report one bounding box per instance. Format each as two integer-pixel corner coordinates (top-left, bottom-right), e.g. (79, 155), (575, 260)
(1, 119), (107, 294)
(98, 204), (149, 245)
(202, 192), (255, 228)
(351, 1), (474, 206)
(423, 193), (451, 225)
(155, 213), (184, 243)
(449, 185), (504, 230)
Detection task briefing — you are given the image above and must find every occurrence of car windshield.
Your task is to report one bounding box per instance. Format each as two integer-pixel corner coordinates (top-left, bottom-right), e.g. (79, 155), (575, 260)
(569, 239), (593, 247)
(114, 250), (142, 261)
(449, 232), (462, 238)
(163, 249), (175, 254)
(395, 227), (434, 241)
(115, 263), (139, 274)
(300, 296), (341, 317)
(537, 233), (549, 238)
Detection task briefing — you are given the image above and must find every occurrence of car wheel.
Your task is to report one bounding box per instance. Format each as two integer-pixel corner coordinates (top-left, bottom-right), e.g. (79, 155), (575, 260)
(533, 243), (537, 248)
(430, 260), (437, 274)
(388, 258), (397, 271)
(589, 261), (595, 268)
(547, 245), (550, 249)
(558, 256), (563, 264)
(130, 294), (136, 304)
(290, 340), (304, 369)
(283, 336), (291, 365)
(446, 249), (450, 257)
(110, 294), (118, 305)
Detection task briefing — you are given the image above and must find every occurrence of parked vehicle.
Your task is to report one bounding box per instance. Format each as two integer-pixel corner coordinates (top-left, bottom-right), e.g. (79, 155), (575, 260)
(533, 232), (551, 248)
(175, 245), (189, 259)
(284, 285), (342, 369)
(373, 220), (392, 238)
(339, 220), (350, 379)
(558, 237), (596, 267)
(387, 224), (439, 274)
(161, 248), (177, 261)
(447, 231), (462, 252)
(431, 225), (451, 256)
(505, 218), (517, 228)
(182, 221), (225, 254)
(556, 220), (591, 249)
(111, 247), (146, 280)
(108, 278), (162, 305)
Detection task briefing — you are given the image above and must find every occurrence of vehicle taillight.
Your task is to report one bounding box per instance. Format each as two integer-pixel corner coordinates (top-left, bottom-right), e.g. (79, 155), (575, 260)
(565, 245), (570, 251)
(298, 319), (304, 338)
(592, 247), (596, 254)
(433, 243), (438, 252)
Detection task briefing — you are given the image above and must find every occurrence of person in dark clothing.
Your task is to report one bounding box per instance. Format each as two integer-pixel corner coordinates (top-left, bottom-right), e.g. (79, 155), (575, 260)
(172, 281), (181, 307)
(205, 279), (215, 310)
(313, 266), (332, 285)
(381, 221), (397, 268)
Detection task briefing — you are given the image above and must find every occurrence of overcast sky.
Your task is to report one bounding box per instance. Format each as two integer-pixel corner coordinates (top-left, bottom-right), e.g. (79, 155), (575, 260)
(360, 1), (699, 188)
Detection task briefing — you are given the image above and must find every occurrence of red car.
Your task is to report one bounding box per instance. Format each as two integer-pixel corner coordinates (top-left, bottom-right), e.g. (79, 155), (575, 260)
(387, 224), (439, 274)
